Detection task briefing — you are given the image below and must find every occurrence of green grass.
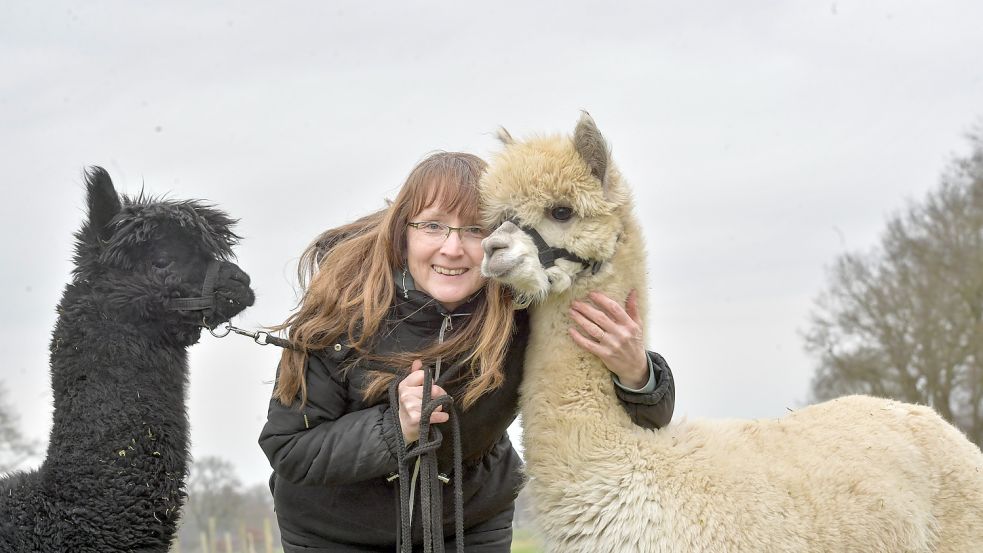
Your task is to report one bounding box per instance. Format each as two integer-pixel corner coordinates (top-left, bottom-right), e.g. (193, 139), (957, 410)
(511, 528), (543, 553)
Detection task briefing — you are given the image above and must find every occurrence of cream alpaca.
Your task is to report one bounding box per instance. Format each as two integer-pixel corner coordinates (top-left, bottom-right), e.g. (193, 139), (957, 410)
(479, 114), (983, 553)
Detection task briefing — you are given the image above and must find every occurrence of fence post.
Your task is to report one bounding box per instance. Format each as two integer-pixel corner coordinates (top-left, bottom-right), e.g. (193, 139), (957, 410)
(263, 518), (274, 553)
(239, 523), (248, 553)
(208, 517), (217, 553)
(199, 531), (210, 553)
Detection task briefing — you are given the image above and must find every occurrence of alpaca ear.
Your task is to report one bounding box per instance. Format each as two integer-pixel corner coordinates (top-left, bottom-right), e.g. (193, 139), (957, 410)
(84, 166), (122, 243)
(573, 111), (610, 193)
(495, 127), (515, 145)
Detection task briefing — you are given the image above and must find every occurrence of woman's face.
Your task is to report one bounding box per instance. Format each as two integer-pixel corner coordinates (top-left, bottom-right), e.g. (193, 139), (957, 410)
(405, 204), (487, 310)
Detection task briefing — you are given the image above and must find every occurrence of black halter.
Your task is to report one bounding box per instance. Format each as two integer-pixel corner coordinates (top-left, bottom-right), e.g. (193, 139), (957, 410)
(507, 217), (604, 275)
(164, 259), (222, 322)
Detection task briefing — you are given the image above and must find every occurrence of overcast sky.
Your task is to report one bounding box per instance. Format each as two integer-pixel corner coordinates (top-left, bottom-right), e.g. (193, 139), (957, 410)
(2, 1), (981, 486)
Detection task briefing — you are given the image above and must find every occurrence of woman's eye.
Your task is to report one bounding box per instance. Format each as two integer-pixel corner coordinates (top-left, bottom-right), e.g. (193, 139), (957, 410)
(549, 206), (574, 221)
(423, 222), (444, 232)
(464, 226), (489, 239)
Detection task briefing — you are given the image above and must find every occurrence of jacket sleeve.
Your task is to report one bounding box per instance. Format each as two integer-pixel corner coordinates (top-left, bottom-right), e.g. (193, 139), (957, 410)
(258, 352), (402, 486)
(614, 351), (675, 430)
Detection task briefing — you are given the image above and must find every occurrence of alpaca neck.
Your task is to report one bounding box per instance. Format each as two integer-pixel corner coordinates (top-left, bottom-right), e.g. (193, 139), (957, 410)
(48, 309), (190, 460)
(520, 215), (648, 451)
(48, 320), (189, 449)
(42, 287), (191, 531)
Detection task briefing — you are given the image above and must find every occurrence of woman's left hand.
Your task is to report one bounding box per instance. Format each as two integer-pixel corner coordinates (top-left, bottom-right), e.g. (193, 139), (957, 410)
(569, 289), (648, 389)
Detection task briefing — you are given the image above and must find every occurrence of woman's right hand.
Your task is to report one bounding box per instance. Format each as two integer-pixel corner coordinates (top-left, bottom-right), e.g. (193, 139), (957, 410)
(397, 359), (449, 443)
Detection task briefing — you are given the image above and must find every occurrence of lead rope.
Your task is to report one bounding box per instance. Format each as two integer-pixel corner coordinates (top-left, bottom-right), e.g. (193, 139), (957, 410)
(388, 366), (463, 553)
(408, 314), (451, 531)
(389, 314), (464, 553)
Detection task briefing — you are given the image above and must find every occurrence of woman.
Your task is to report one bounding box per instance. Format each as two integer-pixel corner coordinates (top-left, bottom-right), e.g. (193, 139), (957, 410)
(259, 152), (675, 552)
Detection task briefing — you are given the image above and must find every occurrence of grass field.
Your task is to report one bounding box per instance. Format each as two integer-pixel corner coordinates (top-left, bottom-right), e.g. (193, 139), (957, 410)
(511, 528), (543, 553)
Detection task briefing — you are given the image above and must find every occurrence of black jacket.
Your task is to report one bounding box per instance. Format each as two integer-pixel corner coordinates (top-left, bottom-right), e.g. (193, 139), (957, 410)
(259, 287), (675, 551)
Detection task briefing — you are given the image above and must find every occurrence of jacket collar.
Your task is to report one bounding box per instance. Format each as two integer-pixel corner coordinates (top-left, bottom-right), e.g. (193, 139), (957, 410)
(391, 268), (481, 333)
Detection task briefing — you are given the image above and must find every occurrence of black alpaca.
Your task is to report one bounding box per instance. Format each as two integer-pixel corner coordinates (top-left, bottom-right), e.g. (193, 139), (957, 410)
(0, 168), (255, 552)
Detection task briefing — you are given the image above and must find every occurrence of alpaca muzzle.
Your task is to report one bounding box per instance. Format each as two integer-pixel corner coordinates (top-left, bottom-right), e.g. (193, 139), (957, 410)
(485, 218), (603, 276)
(164, 260), (223, 320)
(481, 224), (521, 278)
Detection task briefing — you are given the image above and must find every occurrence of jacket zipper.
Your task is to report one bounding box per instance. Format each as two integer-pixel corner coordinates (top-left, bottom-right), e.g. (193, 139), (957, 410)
(434, 314), (452, 380)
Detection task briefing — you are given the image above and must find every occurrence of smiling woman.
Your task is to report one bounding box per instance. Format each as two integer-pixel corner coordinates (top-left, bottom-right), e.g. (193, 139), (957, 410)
(273, 152), (514, 411)
(258, 151), (676, 553)
(405, 209), (489, 310)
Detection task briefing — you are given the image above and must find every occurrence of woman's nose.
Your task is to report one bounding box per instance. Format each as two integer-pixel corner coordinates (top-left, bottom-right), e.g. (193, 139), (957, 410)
(440, 231), (465, 254)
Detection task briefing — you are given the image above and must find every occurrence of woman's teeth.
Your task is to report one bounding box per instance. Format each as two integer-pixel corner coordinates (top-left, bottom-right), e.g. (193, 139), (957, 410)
(433, 265), (467, 276)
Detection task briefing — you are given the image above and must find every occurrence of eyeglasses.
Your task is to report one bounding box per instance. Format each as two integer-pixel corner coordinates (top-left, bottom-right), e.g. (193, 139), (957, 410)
(407, 221), (489, 243)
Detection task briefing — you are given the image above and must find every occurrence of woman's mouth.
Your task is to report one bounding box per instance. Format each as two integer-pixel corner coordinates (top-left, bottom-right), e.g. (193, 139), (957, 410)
(433, 265), (468, 276)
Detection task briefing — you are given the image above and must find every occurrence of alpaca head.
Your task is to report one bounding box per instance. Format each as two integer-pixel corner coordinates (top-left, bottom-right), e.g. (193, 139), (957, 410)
(72, 167), (255, 346)
(480, 113), (630, 304)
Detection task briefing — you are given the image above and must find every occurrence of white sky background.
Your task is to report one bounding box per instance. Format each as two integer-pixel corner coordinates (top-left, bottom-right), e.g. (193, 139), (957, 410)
(1, 1), (981, 486)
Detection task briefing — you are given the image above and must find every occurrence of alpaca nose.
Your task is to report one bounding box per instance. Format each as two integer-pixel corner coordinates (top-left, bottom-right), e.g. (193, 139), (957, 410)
(215, 262), (255, 309)
(482, 234), (509, 258)
(482, 221), (519, 259)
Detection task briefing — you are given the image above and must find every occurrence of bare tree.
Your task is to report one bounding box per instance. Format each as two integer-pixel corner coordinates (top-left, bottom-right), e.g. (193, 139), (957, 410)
(0, 382), (40, 474)
(806, 128), (983, 447)
(185, 456), (245, 531)
(177, 455), (280, 551)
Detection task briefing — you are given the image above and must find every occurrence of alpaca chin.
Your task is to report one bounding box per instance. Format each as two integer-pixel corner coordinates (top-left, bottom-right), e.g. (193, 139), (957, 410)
(544, 266), (573, 295)
(490, 258), (581, 304)
(501, 268), (550, 307)
(482, 252), (551, 301)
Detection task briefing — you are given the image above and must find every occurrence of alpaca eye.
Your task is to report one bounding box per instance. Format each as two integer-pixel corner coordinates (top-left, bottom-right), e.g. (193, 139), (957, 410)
(549, 206), (574, 222)
(152, 258), (172, 269)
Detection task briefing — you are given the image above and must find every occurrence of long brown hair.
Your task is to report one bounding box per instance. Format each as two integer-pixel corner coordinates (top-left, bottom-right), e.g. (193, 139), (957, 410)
(273, 152), (516, 409)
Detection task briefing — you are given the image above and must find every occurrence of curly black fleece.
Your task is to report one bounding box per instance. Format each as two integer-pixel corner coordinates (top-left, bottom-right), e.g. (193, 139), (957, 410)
(0, 167), (254, 552)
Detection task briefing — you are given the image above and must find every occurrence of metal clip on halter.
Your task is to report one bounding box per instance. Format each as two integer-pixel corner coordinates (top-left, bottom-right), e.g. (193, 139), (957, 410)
(206, 319), (273, 345)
